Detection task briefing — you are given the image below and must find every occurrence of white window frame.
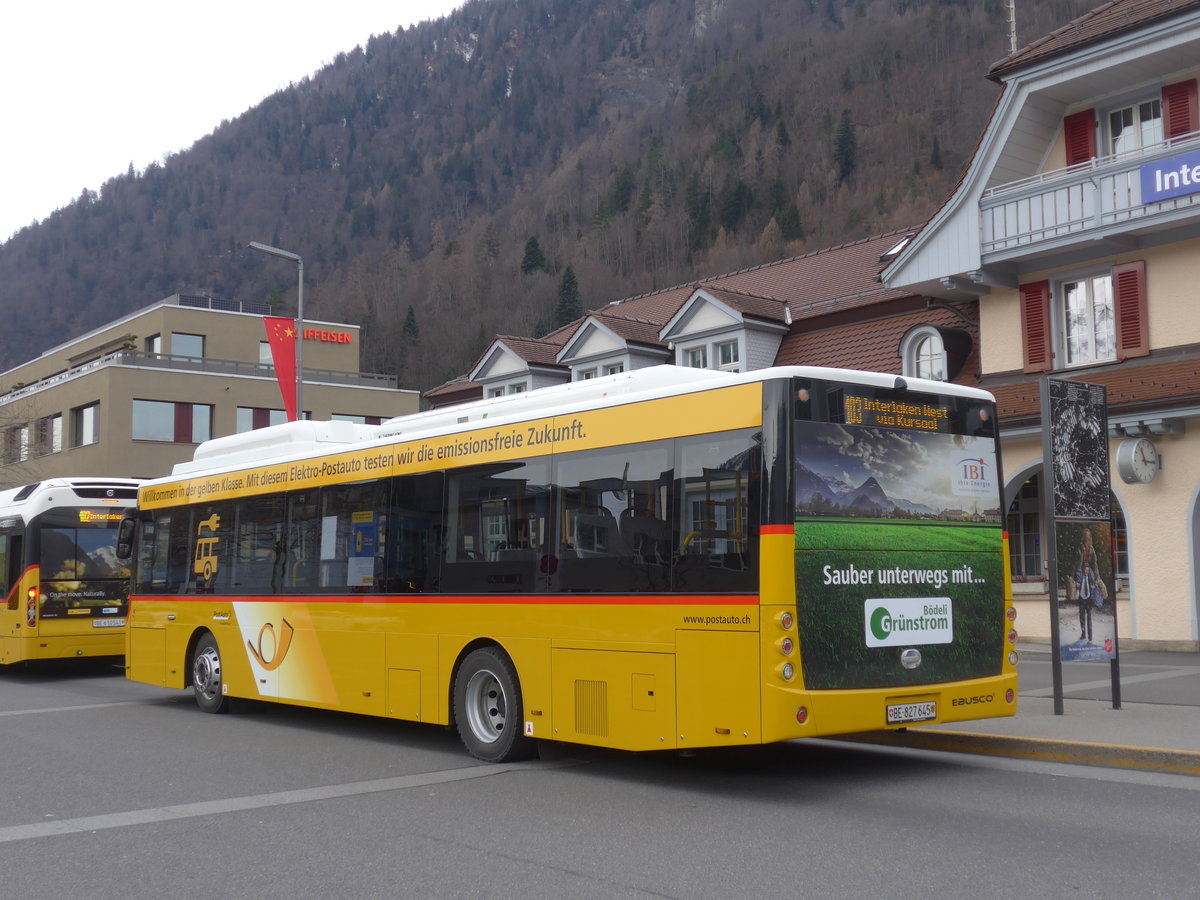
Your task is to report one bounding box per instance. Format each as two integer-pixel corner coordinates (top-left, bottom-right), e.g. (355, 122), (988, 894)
(716, 340), (740, 372)
(1056, 270), (1115, 368)
(685, 346), (708, 369)
(604, 362), (624, 375)
(1106, 96), (1162, 157)
(901, 326), (948, 381)
(578, 368), (598, 381)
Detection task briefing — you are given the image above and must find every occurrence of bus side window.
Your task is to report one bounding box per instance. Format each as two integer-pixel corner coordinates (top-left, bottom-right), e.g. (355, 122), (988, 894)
(0, 533), (15, 608)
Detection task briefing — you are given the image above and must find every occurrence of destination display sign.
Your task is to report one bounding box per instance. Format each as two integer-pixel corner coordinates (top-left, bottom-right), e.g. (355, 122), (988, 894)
(843, 394), (951, 433)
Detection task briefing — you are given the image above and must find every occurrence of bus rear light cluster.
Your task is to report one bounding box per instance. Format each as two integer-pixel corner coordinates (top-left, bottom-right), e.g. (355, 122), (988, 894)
(777, 610), (797, 681)
(26, 587), (37, 627)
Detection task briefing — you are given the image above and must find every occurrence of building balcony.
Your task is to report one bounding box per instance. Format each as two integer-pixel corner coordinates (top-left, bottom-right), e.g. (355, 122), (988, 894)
(980, 131), (1200, 263)
(0, 349), (397, 407)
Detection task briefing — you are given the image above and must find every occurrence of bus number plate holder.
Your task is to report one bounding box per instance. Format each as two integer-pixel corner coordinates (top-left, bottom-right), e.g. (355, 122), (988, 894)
(886, 701), (936, 725)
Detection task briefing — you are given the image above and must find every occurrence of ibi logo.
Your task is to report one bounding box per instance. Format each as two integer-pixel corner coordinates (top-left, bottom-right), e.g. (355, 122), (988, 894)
(864, 597), (954, 648)
(959, 457), (987, 480)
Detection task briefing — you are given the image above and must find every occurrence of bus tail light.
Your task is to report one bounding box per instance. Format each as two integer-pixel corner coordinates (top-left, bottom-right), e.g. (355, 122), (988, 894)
(779, 662), (794, 681)
(796, 706), (808, 724)
(779, 636), (794, 656)
(778, 611), (794, 630)
(1008, 651), (1018, 666)
(1005, 689), (1015, 703)
(1006, 606), (1017, 622)
(1007, 629), (1018, 644)
(26, 587), (37, 627)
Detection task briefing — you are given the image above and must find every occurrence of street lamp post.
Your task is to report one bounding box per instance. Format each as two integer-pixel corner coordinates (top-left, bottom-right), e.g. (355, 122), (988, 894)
(248, 241), (304, 419)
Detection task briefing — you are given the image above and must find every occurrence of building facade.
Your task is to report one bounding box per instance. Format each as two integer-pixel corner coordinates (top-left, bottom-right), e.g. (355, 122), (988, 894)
(884, 0), (1200, 649)
(0, 294), (419, 487)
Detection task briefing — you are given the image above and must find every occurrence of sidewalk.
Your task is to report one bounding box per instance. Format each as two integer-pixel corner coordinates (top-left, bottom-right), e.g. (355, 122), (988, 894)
(844, 647), (1200, 775)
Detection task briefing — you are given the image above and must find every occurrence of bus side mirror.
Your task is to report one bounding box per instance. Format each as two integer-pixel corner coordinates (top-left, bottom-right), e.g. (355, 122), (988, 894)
(116, 516), (136, 561)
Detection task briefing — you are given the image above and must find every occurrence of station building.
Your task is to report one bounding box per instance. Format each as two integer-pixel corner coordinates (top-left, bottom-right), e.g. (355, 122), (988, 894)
(0, 293), (419, 488)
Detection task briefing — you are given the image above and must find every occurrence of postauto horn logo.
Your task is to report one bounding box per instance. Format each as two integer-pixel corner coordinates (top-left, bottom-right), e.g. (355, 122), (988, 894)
(864, 597), (954, 648)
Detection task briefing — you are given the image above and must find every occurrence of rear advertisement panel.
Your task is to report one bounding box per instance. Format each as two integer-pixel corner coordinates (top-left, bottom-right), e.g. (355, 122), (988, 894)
(792, 379), (1004, 691)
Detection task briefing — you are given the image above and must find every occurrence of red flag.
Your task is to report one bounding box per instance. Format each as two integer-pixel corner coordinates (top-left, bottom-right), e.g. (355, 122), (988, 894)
(264, 316), (298, 421)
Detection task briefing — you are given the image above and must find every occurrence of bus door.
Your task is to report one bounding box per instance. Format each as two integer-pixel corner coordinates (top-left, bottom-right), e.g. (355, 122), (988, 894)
(0, 526), (26, 660)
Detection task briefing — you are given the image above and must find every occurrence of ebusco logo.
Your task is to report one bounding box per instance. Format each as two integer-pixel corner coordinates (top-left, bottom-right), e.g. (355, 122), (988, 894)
(864, 597), (954, 648)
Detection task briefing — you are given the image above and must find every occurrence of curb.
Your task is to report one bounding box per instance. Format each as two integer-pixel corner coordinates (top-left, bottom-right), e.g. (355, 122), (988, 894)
(837, 728), (1200, 777)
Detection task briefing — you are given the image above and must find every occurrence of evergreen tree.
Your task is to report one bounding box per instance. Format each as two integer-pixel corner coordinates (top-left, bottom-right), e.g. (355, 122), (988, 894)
(402, 305), (419, 343)
(520, 235), (547, 274)
(835, 108), (857, 184)
(555, 265), (581, 328)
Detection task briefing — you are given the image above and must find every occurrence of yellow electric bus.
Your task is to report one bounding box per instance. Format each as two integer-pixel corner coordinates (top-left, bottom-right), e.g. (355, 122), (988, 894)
(1, 478), (142, 665)
(122, 366), (1017, 761)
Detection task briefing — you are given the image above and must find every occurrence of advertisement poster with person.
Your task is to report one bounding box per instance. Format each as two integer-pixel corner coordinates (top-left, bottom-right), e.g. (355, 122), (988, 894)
(1056, 520), (1117, 660)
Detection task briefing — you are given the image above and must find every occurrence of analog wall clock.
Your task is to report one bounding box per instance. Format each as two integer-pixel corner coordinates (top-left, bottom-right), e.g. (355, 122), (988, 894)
(1116, 437), (1160, 484)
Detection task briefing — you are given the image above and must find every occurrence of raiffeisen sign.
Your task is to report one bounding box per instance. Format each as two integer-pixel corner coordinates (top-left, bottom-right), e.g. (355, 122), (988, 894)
(1141, 148), (1200, 203)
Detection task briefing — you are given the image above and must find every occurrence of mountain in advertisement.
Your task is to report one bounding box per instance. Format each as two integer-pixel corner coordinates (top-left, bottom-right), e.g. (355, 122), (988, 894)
(795, 461), (938, 517)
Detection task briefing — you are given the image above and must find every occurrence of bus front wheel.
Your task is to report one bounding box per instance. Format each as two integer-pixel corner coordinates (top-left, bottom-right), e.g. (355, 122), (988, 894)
(453, 647), (536, 763)
(192, 633), (230, 714)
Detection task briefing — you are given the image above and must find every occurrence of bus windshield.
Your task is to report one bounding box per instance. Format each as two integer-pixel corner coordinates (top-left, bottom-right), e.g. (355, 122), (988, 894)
(38, 513), (131, 618)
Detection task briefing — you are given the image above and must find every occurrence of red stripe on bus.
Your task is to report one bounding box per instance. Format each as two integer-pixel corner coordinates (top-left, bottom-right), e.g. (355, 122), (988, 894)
(130, 593), (759, 607)
(759, 524), (795, 535)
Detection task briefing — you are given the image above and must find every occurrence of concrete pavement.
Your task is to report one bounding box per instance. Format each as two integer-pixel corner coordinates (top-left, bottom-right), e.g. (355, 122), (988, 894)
(844, 646), (1200, 775)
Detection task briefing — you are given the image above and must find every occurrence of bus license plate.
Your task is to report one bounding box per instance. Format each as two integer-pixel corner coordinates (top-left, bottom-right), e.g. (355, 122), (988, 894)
(887, 701), (936, 724)
(93, 618), (126, 628)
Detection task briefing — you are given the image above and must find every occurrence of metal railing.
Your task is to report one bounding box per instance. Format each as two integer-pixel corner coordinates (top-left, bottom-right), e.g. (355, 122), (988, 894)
(980, 130), (1200, 256)
(1, 349), (397, 407)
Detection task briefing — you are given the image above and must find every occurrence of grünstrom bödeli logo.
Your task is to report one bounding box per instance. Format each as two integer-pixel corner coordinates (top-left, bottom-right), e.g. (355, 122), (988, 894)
(864, 597), (954, 648)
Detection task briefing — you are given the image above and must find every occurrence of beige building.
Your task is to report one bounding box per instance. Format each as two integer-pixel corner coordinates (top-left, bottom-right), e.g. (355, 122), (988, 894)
(884, 0), (1200, 649)
(0, 294), (418, 487)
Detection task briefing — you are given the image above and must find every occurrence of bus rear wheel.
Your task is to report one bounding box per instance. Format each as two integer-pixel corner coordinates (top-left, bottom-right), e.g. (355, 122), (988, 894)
(453, 647), (536, 763)
(192, 633), (229, 714)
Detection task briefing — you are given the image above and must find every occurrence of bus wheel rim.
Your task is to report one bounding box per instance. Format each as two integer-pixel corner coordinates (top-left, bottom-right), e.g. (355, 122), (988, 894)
(195, 646), (221, 699)
(464, 669), (505, 744)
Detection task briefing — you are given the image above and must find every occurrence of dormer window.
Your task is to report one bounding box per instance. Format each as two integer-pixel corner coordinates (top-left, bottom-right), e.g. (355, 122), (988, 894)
(903, 327), (947, 381)
(1108, 98), (1162, 156)
(686, 346), (708, 368)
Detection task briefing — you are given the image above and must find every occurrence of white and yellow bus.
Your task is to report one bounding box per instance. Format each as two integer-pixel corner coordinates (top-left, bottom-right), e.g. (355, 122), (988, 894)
(123, 366), (1017, 761)
(1, 478), (142, 665)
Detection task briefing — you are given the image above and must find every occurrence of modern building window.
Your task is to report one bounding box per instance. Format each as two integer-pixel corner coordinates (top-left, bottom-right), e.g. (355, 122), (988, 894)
(37, 414), (62, 456)
(1060, 273), (1115, 366)
(685, 346), (708, 368)
(145, 334), (162, 355)
(5, 425), (30, 464)
(132, 400), (212, 443)
(71, 403), (99, 448)
(171, 333), (205, 359)
(902, 326), (948, 380)
(237, 407), (289, 432)
(259, 342), (273, 366)
(1108, 98), (1162, 155)
(716, 340), (740, 372)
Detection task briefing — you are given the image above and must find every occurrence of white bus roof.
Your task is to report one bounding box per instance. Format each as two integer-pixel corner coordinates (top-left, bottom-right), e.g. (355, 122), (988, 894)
(165, 365), (995, 481)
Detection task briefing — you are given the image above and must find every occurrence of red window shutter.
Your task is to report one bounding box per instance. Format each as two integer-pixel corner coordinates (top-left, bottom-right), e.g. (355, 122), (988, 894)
(1113, 260), (1149, 360)
(1063, 109), (1096, 165)
(1162, 80), (1199, 140)
(1019, 281), (1052, 373)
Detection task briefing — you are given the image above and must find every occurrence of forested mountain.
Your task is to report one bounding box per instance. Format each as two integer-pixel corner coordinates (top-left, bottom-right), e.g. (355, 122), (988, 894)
(0, 0), (1096, 391)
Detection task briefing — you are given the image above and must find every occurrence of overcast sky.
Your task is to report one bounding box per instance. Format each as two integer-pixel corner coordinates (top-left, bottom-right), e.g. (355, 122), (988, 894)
(1, 0), (465, 242)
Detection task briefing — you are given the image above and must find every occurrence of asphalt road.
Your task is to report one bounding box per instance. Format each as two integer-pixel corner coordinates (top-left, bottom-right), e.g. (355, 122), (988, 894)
(3, 658), (1199, 899)
(1015, 645), (1200, 706)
